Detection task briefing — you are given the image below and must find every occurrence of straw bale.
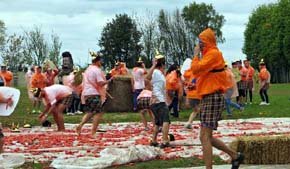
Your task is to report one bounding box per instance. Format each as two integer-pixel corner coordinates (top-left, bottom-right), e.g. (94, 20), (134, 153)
(230, 135), (290, 164)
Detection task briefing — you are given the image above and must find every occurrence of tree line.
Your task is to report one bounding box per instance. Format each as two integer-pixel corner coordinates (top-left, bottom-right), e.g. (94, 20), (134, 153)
(243, 0), (290, 83)
(0, 24), (62, 72)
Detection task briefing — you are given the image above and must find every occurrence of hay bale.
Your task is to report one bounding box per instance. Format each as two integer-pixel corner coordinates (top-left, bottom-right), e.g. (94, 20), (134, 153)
(104, 76), (134, 112)
(230, 135), (290, 164)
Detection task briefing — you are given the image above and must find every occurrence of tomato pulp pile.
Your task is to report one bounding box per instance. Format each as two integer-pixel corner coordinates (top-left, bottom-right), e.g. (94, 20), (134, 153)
(2, 118), (290, 166)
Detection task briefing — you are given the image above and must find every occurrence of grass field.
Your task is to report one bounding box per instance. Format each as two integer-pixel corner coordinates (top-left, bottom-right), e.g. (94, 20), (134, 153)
(2, 74), (290, 168)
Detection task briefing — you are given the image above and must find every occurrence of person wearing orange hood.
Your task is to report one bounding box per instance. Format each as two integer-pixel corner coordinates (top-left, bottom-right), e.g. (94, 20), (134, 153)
(191, 28), (243, 169)
(0, 64), (13, 87)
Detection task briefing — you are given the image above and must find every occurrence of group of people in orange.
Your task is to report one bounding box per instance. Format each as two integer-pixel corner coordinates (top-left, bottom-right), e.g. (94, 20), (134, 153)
(0, 28), (272, 169)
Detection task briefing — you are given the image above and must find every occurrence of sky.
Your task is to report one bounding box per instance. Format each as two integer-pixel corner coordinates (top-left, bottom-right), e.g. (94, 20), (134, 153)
(0, 0), (277, 66)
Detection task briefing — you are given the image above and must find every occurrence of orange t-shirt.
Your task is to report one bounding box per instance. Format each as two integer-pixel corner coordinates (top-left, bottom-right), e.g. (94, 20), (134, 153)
(166, 70), (179, 91)
(246, 66), (255, 80)
(259, 67), (269, 81)
(191, 28), (231, 97)
(239, 67), (248, 81)
(183, 69), (200, 99)
(30, 73), (47, 89)
(0, 71), (13, 86)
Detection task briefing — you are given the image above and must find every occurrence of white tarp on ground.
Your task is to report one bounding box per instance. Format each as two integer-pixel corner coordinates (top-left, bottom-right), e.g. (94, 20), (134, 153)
(50, 145), (160, 169)
(0, 153), (25, 169)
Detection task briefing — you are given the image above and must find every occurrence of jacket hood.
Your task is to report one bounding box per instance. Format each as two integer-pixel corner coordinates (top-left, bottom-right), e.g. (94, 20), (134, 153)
(198, 28), (217, 55)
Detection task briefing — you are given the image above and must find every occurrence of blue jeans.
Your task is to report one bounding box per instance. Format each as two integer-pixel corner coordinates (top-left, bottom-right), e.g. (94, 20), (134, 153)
(225, 98), (241, 115)
(133, 89), (143, 111)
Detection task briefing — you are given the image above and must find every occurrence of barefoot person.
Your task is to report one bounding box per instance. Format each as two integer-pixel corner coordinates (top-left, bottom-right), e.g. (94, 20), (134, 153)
(191, 28), (244, 169)
(34, 84), (73, 131)
(0, 93), (13, 153)
(147, 52), (170, 148)
(76, 52), (112, 137)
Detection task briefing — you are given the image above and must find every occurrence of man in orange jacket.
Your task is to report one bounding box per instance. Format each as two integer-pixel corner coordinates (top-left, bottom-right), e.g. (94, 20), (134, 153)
(0, 64), (13, 87)
(191, 28), (243, 169)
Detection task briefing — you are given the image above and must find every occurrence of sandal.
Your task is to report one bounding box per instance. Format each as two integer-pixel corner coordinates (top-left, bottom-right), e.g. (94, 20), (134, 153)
(231, 152), (244, 169)
(160, 142), (170, 149)
(150, 141), (159, 147)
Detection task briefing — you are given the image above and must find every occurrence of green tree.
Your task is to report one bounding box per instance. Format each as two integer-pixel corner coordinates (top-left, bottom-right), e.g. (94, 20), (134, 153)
(99, 14), (142, 68)
(182, 2), (226, 43)
(0, 20), (6, 52)
(49, 33), (62, 66)
(243, 0), (290, 83)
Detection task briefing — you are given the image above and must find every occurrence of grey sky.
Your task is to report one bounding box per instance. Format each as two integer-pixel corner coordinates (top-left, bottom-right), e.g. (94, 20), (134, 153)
(0, 0), (277, 65)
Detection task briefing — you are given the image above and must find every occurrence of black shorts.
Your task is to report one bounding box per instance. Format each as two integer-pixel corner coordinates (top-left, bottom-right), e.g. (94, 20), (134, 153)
(150, 102), (170, 126)
(199, 92), (225, 130)
(238, 89), (246, 97)
(84, 95), (103, 114)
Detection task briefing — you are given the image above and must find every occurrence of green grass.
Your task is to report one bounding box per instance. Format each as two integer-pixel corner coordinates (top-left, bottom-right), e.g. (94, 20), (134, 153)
(2, 80), (290, 168)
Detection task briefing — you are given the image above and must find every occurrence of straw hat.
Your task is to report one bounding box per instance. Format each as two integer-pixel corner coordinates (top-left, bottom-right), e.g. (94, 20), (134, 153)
(155, 50), (164, 59)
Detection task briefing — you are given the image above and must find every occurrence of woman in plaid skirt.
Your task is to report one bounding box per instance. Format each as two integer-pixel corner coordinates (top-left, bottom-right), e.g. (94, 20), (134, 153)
(191, 28), (244, 169)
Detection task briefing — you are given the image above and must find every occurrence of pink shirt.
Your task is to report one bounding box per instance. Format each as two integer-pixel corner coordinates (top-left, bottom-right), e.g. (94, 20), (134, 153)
(137, 90), (152, 100)
(82, 65), (105, 96)
(43, 84), (73, 105)
(132, 67), (146, 90)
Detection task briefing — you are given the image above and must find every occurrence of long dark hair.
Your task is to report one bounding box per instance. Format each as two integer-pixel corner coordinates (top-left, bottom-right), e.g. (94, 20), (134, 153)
(166, 64), (178, 75)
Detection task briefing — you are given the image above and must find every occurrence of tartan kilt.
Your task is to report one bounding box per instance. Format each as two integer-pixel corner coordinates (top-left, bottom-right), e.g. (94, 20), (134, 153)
(138, 97), (151, 110)
(199, 92), (225, 130)
(237, 80), (247, 90)
(57, 94), (73, 107)
(83, 95), (103, 114)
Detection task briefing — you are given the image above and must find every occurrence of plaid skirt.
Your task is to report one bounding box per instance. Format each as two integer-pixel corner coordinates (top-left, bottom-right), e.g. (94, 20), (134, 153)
(57, 94), (73, 107)
(83, 95), (103, 114)
(199, 92), (225, 130)
(237, 80), (247, 90)
(138, 97), (151, 110)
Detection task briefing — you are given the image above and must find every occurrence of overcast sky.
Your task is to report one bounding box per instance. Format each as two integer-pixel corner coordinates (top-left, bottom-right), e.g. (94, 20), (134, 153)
(0, 0), (277, 66)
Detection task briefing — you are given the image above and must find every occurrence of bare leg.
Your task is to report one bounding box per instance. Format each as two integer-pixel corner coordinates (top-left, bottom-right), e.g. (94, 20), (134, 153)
(51, 110), (59, 129)
(139, 110), (147, 128)
(162, 122), (170, 143)
(56, 104), (66, 131)
(0, 137), (3, 153)
(148, 110), (155, 126)
(212, 137), (237, 159)
(76, 113), (93, 135)
(91, 112), (104, 137)
(152, 125), (159, 143)
(200, 127), (213, 169)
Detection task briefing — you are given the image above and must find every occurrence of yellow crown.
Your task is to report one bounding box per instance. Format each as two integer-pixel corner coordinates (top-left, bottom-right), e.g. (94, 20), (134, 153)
(155, 49), (164, 59)
(137, 57), (143, 63)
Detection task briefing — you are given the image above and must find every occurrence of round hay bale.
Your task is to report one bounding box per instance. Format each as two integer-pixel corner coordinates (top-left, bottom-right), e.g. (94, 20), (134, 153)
(104, 76), (134, 112)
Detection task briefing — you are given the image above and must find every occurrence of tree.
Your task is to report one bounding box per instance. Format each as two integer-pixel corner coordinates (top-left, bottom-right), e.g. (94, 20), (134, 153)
(1, 34), (28, 71)
(99, 14), (142, 68)
(24, 26), (62, 67)
(243, 0), (290, 83)
(0, 20), (5, 52)
(182, 2), (226, 43)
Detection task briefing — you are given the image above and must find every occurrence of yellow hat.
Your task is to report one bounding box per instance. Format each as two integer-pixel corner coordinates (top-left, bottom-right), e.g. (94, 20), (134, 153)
(155, 50), (165, 59)
(89, 51), (100, 60)
(137, 57), (143, 63)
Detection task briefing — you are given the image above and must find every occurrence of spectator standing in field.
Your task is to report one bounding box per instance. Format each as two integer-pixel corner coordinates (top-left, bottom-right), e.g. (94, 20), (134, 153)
(147, 52), (171, 148)
(30, 66), (46, 113)
(25, 66), (36, 109)
(76, 52), (112, 138)
(236, 60), (248, 106)
(244, 60), (255, 104)
(258, 59), (271, 105)
(132, 57), (147, 112)
(190, 28), (244, 169)
(0, 64), (13, 87)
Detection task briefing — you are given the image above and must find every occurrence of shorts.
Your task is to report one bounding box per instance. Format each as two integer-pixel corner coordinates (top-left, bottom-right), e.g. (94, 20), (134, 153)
(247, 80), (254, 90)
(138, 97), (151, 110)
(238, 89), (246, 97)
(57, 94), (73, 107)
(150, 102), (170, 126)
(0, 128), (4, 138)
(188, 99), (200, 108)
(199, 92), (225, 130)
(83, 95), (103, 114)
(237, 81), (247, 90)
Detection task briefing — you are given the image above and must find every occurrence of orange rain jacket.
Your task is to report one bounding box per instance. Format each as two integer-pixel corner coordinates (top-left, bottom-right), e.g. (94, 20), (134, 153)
(191, 28), (231, 97)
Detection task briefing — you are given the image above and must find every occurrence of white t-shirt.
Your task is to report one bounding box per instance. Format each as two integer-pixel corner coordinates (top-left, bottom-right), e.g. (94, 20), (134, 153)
(82, 65), (105, 96)
(43, 84), (73, 105)
(133, 67), (146, 90)
(151, 69), (166, 103)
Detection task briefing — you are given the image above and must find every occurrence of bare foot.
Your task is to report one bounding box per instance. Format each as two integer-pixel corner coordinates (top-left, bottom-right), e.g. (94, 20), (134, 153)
(91, 132), (98, 138)
(76, 125), (82, 136)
